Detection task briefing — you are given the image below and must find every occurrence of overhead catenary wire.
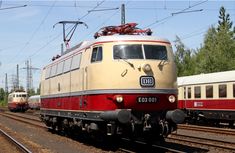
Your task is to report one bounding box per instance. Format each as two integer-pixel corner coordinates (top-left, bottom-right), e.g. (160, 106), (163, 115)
(7, 1), (57, 71)
(144, 0), (208, 29)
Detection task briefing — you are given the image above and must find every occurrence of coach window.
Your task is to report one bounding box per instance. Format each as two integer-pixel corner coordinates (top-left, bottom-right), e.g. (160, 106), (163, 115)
(206, 85), (213, 98)
(71, 53), (82, 70)
(233, 84), (235, 97)
(91, 47), (102, 62)
(219, 84), (227, 98)
(63, 58), (72, 73)
(194, 86), (201, 98)
(187, 87), (191, 99)
(56, 61), (64, 75)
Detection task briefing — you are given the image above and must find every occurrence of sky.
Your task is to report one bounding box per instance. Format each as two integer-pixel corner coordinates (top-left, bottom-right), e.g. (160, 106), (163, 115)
(0, 0), (234, 91)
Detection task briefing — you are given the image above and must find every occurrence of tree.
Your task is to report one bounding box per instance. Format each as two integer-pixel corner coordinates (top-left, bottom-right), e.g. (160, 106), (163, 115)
(0, 88), (4, 101)
(196, 6), (235, 73)
(174, 36), (196, 76)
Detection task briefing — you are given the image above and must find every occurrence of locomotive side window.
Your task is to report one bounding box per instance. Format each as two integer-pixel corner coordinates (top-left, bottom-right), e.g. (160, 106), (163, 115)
(57, 61), (64, 75)
(194, 86), (201, 98)
(219, 84), (227, 98)
(183, 87), (186, 99)
(187, 87), (191, 99)
(71, 53), (82, 70)
(144, 45), (167, 60)
(233, 84), (235, 97)
(206, 85), (213, 98)
(63, 58), (72, 73)
(91, 47), (102, 62)
(50, 64), (57, 77)
(45, 67), (51, 79)
(113, 45), (143, 59)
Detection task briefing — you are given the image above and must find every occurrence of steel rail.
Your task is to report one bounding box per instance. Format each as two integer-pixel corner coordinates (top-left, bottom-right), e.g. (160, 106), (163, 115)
(0, 128), (32, 153)
(168, 133), (235, 151)
(178, 124), (235, 136)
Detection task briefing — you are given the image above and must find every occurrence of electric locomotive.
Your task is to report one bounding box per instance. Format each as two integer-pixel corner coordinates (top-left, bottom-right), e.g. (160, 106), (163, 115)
(8, 91), (28, 112)
(40, 23), (185, 140)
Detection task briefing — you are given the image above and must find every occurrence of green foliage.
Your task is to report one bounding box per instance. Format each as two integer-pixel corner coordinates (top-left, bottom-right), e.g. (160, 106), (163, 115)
(174, 36), (196, 76)
(174, 6), (235, 76)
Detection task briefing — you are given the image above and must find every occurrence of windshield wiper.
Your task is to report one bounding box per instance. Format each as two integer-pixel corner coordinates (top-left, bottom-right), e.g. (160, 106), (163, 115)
(158, 54), (168, 66)
(114, 55), (134, 68)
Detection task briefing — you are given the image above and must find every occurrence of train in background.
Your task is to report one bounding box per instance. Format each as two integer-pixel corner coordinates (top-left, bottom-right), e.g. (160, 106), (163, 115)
(8, 91), (28, 112)
(28, 95), (41, 110)
(40, 23), (185, 140)
(178, 70), (235, 127)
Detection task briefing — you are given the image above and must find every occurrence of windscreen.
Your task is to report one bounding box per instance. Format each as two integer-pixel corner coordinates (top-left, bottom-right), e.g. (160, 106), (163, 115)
(113, 44), (167, 60)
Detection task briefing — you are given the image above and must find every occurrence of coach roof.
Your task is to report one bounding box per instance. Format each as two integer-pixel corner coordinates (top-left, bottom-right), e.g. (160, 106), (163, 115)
(177, 70), (235, 86)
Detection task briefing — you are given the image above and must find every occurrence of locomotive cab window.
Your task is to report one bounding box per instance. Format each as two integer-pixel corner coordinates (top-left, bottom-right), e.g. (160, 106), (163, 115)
(113, 45), (143, 59)
(194, 86), (201, 98)
(206, 85), (213, 98)
(219, 84), (227, 98)
(91, 46), (102, 62)
(143, 45), (167, 60)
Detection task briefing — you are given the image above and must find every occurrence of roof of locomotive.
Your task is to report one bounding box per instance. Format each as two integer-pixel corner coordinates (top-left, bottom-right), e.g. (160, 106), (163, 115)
(94, 35), (170, 43)
(177, 70), (235, 86)
(49, 35), (171, 65)
(9, 91), (28, 95)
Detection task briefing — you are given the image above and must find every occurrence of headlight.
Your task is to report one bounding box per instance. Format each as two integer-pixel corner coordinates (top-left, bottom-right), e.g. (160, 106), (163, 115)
(168, 95), (176, 103)
(142, 63), (151, 72)
(115, 95), (123, 103)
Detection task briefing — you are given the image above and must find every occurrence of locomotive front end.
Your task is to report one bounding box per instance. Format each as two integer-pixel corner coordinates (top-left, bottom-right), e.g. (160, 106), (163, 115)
(88, 35), (185, 138)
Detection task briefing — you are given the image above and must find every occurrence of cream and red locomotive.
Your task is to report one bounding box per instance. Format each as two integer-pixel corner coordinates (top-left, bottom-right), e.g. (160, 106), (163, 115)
(8, 91), (28, 112)
(178, 70), (235, 127)
(40, 23), (185, 139)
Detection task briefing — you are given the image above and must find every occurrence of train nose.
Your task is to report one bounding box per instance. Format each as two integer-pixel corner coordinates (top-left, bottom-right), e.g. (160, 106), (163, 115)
(166, 109), (186, 124)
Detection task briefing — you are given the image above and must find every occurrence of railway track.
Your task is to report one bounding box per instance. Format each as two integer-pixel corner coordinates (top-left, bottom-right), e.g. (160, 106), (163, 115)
(0, 112), (45, 129)
(2, 111), (235, 152)
(168, 133), (235, 150)
(0, 111), (188, 152)
(166, 124), (235, 152)
(0, 128), (32, 153)
(178, 124), (235, 136)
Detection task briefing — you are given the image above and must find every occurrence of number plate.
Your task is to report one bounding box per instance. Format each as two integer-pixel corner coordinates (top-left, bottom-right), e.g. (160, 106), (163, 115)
(137, 97), (158, 103)
(140, 76), (155, 87)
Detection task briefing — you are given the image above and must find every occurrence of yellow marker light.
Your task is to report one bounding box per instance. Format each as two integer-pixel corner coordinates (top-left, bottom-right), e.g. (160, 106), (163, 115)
(142, 63), (151, 72)
(115, 95), (123, 103)
(168, 95), (176, 103)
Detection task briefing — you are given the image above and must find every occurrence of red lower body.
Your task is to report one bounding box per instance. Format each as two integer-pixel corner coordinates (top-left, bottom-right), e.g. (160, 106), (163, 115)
(41, 93), (177, 111)
(8, 102), (28, 112)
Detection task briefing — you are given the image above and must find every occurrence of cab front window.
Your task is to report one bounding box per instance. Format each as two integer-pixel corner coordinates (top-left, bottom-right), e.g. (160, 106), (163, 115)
(113, 45), (143, 59)
(113, 44), (167, 60)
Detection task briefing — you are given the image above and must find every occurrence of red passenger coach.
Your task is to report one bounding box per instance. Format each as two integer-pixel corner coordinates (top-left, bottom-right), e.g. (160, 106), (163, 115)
(178, 70), (235, 126)
(40, 23), (185, 140)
